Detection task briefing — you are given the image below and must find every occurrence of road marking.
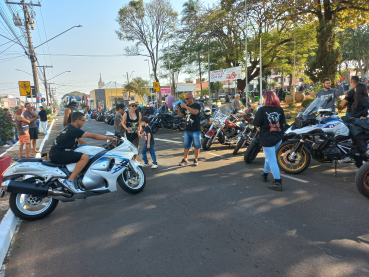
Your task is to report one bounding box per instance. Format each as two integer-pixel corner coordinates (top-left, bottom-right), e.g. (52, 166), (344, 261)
(155, 138), (183, 144)
(205, 152), (224, 157)
(280, 174), (309, 183)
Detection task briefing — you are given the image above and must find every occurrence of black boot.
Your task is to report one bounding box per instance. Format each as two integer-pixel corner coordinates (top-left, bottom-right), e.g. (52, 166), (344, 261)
(268, 179), (283, 191)
(261, 172), (268, 182)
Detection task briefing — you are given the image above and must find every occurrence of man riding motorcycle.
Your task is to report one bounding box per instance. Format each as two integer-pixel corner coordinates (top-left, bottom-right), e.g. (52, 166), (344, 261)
(50, 112), (116, 193)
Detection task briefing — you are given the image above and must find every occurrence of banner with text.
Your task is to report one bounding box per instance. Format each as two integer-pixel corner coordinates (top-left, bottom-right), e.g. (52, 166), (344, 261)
(210, 66), (242, 82)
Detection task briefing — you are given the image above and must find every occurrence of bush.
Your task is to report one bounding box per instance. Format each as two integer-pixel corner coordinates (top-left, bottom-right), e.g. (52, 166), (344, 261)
(0, 109), (15, 145)
(287, 102), (296, 107)
(42, 105), (52, 115)
(336, 99), (346, 112)
(47, 115), (53, 123)
(301, 98), (315, 107)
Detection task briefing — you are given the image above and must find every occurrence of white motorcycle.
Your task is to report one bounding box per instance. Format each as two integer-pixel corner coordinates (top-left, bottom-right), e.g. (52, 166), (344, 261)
(0, 131), (145, 221)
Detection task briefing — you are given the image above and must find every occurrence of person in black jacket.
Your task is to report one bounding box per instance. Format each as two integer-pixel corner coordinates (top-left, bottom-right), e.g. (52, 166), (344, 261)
(39, 106), (48, 135)
(351, 83), (369, 122)
(253, 90), (286, 191)
(341, 75), (360, 117)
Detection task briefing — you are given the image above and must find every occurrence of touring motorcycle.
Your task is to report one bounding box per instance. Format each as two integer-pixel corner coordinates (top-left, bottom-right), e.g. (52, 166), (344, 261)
(0, 131), (145, 221)
(202, 105), (246, 150)
(276, 97), (368, 174)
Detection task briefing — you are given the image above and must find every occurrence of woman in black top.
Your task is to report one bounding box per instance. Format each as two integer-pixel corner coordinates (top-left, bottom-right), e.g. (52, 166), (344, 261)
(351, 84), (369, 122)
(122, 102), (142, 150)
(253, 91), (286, 191)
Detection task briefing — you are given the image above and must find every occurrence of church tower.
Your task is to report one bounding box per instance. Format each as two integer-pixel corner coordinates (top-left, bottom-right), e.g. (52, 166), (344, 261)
(98, 73), (105, 88)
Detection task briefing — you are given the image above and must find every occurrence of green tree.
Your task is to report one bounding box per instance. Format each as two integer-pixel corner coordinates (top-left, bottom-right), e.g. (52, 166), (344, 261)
(223, 0), (369, 84)
(124, 77), (150, 98)
(210, 81), (224, 99)
(116, 0), (178, 101)
(62, 91), (86, 99)
(0, 109), (15, 146)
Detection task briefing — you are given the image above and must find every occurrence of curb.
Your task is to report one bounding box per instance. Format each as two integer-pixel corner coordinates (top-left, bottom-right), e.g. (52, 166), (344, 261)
(0, 119), (55, 267)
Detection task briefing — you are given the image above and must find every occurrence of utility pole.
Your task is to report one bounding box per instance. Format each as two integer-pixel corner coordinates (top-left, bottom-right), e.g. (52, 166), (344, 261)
(8, 0), (41, 100)
(37, 65), (53, 105)
(48, 83), (55, 106)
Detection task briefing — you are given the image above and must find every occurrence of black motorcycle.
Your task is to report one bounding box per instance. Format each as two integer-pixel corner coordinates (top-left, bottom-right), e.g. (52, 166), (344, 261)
(233, 107), (257, 155)
(149, 106), (184, 133)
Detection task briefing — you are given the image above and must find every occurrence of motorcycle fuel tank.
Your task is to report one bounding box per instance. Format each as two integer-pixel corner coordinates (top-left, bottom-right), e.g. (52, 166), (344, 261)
(75, 145), (106, 158)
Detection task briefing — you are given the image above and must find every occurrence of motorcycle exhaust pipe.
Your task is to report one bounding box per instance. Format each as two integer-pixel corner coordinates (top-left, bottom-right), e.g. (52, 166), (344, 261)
(2, 180), (48, 196)
(47, 188), (72, 198)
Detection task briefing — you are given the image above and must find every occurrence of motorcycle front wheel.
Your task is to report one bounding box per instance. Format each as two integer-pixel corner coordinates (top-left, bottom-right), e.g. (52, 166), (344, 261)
(244, 141), (261, 163)
(233, 137), (245, 155)
(355, 162), (369, 199)
(202, 136), (213, 150)
(118, 166), (146, 194)
(277, 142), (311, 174)
(151, 123), (159, 134)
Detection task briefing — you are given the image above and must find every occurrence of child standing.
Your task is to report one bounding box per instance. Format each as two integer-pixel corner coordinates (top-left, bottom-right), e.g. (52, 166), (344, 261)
(139, 116), (158, 169)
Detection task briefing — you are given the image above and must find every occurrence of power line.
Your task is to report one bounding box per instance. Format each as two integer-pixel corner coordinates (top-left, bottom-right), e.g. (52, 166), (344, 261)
(35, 53), (128, 57)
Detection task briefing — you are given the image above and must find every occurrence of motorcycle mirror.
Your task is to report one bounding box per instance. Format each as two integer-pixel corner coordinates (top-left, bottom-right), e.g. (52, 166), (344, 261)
(105, 131), (114, 136)
(327, 96), (333, 103)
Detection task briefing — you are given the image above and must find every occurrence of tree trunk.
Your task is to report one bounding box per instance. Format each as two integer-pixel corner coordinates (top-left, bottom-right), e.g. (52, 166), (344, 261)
(306, 19), (342, 84)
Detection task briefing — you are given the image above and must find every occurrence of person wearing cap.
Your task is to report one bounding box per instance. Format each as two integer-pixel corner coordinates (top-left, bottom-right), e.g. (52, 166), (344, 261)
(63, 101), (78, 127)
(14, 106), (33, 158)
(121, 101), (142, 151)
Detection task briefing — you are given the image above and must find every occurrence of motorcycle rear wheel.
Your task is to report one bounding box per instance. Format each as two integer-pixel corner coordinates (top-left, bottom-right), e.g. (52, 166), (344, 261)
(355, 162), (369, 198)
(151, 124), (159, 134)
(244, 141), (261, 163)
(118, 166), (146, 194)
(233, 138), (245, 155)
(277, 142), (311, 174)
(202, 137), (212, 150)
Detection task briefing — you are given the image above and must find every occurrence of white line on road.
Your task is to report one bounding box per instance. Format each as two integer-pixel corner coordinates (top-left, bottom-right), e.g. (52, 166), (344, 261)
(280, 174), (309, 183)
(155, 138), (183, 144)
(205, 152), (224, 157)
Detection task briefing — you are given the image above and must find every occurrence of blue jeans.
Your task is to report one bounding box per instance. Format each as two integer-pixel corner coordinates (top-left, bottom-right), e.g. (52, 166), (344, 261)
(36, 119), (40, 131)
(142, 144), (157, 165)
(263, 140), (282, 180)
(356, 118), (369, 123)
(346, 112), (351, 117)
(184, 131), (201, 149)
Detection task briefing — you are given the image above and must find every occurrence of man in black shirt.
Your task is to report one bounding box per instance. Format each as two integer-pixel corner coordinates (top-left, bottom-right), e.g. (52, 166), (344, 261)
(50, 112), (116, 193)
(176, 93), (201, 166)
(39, 106), (48, 135)
(341, 75), (360, 117)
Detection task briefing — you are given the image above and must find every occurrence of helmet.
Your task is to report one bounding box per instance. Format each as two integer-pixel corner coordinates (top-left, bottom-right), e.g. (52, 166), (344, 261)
(63, 96), (77, 107)
(204, 107), (211, 116)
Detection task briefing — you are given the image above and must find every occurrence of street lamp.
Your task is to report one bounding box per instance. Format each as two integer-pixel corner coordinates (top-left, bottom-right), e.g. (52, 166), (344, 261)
(144, 59), (151, 103)
(48, 71), (71, 81)
(15, 69), (32, 76)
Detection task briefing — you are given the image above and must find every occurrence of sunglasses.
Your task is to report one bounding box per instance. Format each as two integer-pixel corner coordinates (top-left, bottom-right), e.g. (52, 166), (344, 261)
(185, 98), (191, 101)
(130, 105), (137, 108)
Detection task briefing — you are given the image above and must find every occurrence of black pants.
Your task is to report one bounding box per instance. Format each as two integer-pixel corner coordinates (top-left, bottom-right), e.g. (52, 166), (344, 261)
(50, 150), (83, 164)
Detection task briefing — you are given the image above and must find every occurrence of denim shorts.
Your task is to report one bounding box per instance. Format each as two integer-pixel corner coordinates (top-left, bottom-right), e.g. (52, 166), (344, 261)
(184, 131), (201, 149)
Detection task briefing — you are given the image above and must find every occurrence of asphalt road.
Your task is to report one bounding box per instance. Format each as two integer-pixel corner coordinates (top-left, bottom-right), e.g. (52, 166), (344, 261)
(4, 117), (369, 277)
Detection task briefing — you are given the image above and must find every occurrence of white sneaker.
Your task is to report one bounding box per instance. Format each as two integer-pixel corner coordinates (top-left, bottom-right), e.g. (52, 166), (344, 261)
(3, 145), (10, 148)
(142, 163), (150, 167)
(151, 164), (158, 169)
(58, 178), (78, 193)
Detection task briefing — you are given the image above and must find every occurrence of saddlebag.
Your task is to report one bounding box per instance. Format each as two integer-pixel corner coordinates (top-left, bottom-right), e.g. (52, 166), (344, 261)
(6, 180), (48, 196)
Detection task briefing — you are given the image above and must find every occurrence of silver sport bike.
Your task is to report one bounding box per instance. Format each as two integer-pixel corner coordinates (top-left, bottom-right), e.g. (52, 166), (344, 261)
(0, 131), (145, 221)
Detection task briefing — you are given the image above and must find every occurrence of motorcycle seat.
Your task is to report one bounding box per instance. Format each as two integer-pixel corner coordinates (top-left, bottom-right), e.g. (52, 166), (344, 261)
(42, 161), (69, 167)
(17, 158), (43, 163)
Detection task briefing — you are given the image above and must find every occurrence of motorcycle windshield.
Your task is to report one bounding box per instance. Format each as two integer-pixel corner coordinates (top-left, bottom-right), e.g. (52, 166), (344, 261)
(302, 98), (328, 116)
(216, 105), (233, 117)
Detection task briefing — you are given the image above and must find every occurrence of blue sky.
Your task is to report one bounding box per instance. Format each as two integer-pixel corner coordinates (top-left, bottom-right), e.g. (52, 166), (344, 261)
(0, 0), (216, 102)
